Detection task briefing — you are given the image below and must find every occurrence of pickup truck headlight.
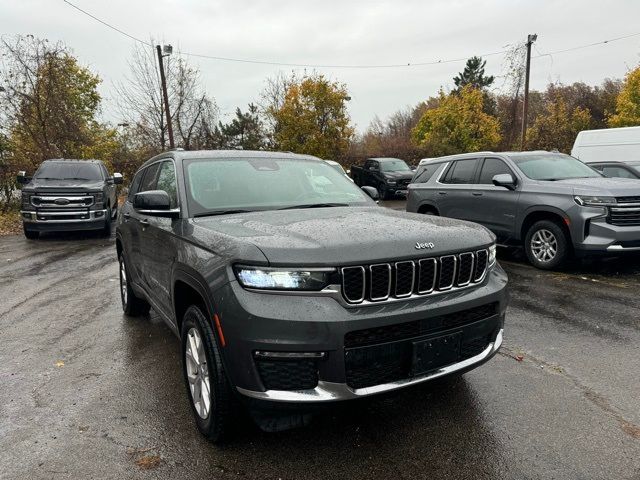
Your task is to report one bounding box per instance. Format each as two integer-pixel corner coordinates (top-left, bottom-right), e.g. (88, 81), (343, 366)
(21, 192), (31, 207)
(574, 195), (616, 207)
(488, 244), (497, 266)
(234, 266), (335, 291)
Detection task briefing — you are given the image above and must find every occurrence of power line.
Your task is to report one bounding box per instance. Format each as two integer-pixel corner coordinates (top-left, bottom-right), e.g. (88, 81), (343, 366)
(63, 0), (640, 69)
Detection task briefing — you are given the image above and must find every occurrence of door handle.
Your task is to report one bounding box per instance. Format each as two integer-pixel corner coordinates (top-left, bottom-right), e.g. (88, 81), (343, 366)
(140, 218), (149, 226)
(438, 191), (447, 195)
(472, 192), (484, 196)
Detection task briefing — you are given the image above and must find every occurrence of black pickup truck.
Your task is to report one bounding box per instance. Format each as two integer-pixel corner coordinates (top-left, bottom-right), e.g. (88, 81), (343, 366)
(18, 159), (122, 238)
(116, 150), (507, 441)
(351, 157), (414, 199)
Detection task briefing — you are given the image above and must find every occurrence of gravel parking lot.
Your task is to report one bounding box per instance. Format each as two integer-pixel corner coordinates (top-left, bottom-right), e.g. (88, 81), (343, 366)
(1, 201), (639, 479)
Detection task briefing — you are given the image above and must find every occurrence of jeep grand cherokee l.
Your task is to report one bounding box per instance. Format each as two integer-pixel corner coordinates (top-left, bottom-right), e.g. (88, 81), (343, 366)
(116, 150), (508, 441)
(407, 151), (640, 269)
(18, 159), (122, 238)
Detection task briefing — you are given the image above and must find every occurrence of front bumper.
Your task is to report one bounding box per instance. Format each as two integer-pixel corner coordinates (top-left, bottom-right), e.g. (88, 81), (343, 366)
(572, 208), (640, 253)
(214, 263), (508, 404)
(21, 209), (107, 232)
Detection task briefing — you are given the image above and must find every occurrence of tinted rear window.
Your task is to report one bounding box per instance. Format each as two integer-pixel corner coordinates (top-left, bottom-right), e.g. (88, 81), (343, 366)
(442, 159), (478, 184)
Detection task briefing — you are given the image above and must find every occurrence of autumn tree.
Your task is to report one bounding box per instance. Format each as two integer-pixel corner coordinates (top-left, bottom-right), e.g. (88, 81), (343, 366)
(263, 73), (354, 160)
(0, 35), (118, 205)
(609, 66), (640, 127)
(115, 44), (218, 152)
(526, 94), (591, 152)
(411, 86), (501, 156)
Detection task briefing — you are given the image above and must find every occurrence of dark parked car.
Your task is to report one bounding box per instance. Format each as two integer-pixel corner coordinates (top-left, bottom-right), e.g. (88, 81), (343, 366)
(18, 159), (122, 239)
(351, 157), (414, 199)
(406, 151), (640, 269)
(116, 150), (508, 442)
(585, 160), (640, 179)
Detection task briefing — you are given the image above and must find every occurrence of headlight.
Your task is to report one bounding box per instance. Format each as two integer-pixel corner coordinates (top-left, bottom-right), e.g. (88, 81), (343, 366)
(234, 266), (335, 290)
(488, 244), (497, 266)
(21, 192), (31, 206)
(574, 195), (616, 207)
(94, 192), (104, 202)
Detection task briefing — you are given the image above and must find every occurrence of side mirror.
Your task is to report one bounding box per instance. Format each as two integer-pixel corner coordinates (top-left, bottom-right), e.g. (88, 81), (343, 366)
(17, 171), (31, 185)
(361, 185), (380, 200)
(133, 190), (178, 218)
(492, 173), (517, 191)
(112, 172), (123, 185)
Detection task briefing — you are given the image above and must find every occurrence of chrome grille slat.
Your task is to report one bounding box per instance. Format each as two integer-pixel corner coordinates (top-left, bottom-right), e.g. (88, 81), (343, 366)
(340, 250), (489, 305)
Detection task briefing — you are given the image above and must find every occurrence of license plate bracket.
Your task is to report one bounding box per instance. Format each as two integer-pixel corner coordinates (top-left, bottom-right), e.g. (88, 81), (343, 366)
(412, 332), (462, 375)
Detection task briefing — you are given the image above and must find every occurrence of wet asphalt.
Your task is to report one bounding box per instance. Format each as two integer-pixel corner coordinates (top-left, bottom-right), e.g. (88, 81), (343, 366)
(0, 201), (639, 480)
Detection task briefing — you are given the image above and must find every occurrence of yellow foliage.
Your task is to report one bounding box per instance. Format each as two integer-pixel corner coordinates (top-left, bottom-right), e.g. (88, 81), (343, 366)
(609, 66), (640, 127)
(411, 86), (501, 156)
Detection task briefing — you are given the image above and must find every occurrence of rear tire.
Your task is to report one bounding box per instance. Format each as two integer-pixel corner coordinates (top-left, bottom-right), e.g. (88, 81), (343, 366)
(181, 305), (234, 443)
(23, 226), (39, 240)
(524, 219), (570, 270)
(378, 184), (389, 200)
(118, 253), (150, 316)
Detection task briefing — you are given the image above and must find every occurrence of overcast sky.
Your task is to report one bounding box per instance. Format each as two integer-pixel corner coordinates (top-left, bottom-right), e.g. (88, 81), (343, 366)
(2, 0), (640, 131)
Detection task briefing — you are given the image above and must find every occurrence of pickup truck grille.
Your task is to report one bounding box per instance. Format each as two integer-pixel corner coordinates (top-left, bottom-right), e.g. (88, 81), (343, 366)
(340, 249), (489, 304)
(608, 198), (640, 226)
(31, 194), (94, 209)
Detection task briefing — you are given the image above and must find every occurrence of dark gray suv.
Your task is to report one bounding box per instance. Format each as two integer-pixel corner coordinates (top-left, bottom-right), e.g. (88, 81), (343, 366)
(406, 151), (640, 269)
(116, 150), (508, 441)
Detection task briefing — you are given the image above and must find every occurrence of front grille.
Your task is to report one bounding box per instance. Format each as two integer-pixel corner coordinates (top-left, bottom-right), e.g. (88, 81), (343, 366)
(397, 179), (411, 188)
(344, 302), (499, 348)
(255, 359), (318, 391)
(341, 249), (490, 304)
(615, 196), (640, 203)
(31, 195), (93, 209)
(608, 206), (640, 226)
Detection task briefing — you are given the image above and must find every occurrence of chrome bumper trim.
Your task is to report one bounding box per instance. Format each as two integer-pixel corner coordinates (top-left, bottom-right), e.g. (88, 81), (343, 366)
(606, 245), (640, 251)
(21, 209), (107, 223)
(237, 328), (504, 403)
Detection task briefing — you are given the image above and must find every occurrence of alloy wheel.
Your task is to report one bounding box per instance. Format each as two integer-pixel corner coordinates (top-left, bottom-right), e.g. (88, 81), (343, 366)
(530, 228), (558, 263)
(185, 327), (211, 419)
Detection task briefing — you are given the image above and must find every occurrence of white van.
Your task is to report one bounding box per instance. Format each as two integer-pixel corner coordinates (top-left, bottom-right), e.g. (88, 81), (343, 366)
(571, 126), (640, 163)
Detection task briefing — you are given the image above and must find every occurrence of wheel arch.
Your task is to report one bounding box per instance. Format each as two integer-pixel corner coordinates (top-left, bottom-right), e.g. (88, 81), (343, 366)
(172, 266), (217, 334)
(417, 202), (440, 215)
(519, 207), (572, 244)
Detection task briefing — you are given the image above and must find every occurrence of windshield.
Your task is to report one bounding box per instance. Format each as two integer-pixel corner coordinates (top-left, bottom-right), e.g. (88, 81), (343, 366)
(34, 162), (103, 181)
(379, 159), (411, 172)
(184, 157), (371, 216)
(327, 162), (346, 175)
(510, 153), (602, 181)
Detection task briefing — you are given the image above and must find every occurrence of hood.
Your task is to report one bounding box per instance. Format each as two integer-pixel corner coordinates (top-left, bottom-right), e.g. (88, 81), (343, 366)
(25, 178), (104, 192)
(190, 207), (494, 266)
(383, 171), (414, 181)
(553, 177), (640, 197)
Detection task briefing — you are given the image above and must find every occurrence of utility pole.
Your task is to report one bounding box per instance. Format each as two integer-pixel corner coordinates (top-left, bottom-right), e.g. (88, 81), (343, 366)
(156, 44), (175, 150)
(520, 33), (537, 150)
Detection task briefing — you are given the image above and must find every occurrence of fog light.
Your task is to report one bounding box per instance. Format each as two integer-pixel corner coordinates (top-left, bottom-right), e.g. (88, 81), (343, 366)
(95, 211), (104, 217)
(22, 213), (32, 220)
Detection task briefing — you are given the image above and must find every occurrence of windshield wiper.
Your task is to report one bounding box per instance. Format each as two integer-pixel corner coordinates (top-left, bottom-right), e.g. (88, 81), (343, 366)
(63, 177), (91, 180)
(278, 203), (349, 210)
(194, 209), (256, 217)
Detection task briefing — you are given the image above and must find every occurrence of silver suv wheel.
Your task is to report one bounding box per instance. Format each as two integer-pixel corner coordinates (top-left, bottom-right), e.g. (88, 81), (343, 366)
(185, 327), (211, 419)
(530, 228), (557, 263)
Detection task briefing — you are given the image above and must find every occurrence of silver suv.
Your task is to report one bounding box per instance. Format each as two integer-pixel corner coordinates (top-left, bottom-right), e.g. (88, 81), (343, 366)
(406, 151), (640, 269)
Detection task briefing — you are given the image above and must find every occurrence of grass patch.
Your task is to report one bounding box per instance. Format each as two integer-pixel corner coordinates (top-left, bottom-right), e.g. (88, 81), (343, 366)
(0, 209), (22, 236)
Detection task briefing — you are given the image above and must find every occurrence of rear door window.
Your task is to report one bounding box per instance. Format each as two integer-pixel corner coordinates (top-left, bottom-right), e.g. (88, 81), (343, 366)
(478, 158), (514, 184)
(441, 159), (478, 184)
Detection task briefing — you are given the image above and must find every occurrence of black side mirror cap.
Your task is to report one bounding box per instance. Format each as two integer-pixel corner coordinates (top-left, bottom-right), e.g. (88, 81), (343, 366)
(16, 171), (31, 185)
(133, 190), (178, 217)
(492, 173), (517, 191)
(361, 185), (380, 200)
(112, 173), (123, 185)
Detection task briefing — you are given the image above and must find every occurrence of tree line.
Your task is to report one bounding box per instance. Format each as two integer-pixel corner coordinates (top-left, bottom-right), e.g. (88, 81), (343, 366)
(1, 35), (639, 210)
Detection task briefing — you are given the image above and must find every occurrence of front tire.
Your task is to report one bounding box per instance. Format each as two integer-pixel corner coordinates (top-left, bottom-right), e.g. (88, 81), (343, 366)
(378, 184), (389, 200)
(181, 305), (234, 443)
(102, 205), (112, 237)
(23, 226), (39, 240)
(524, 220), (570, 269)
(118, 253), (150, 316)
